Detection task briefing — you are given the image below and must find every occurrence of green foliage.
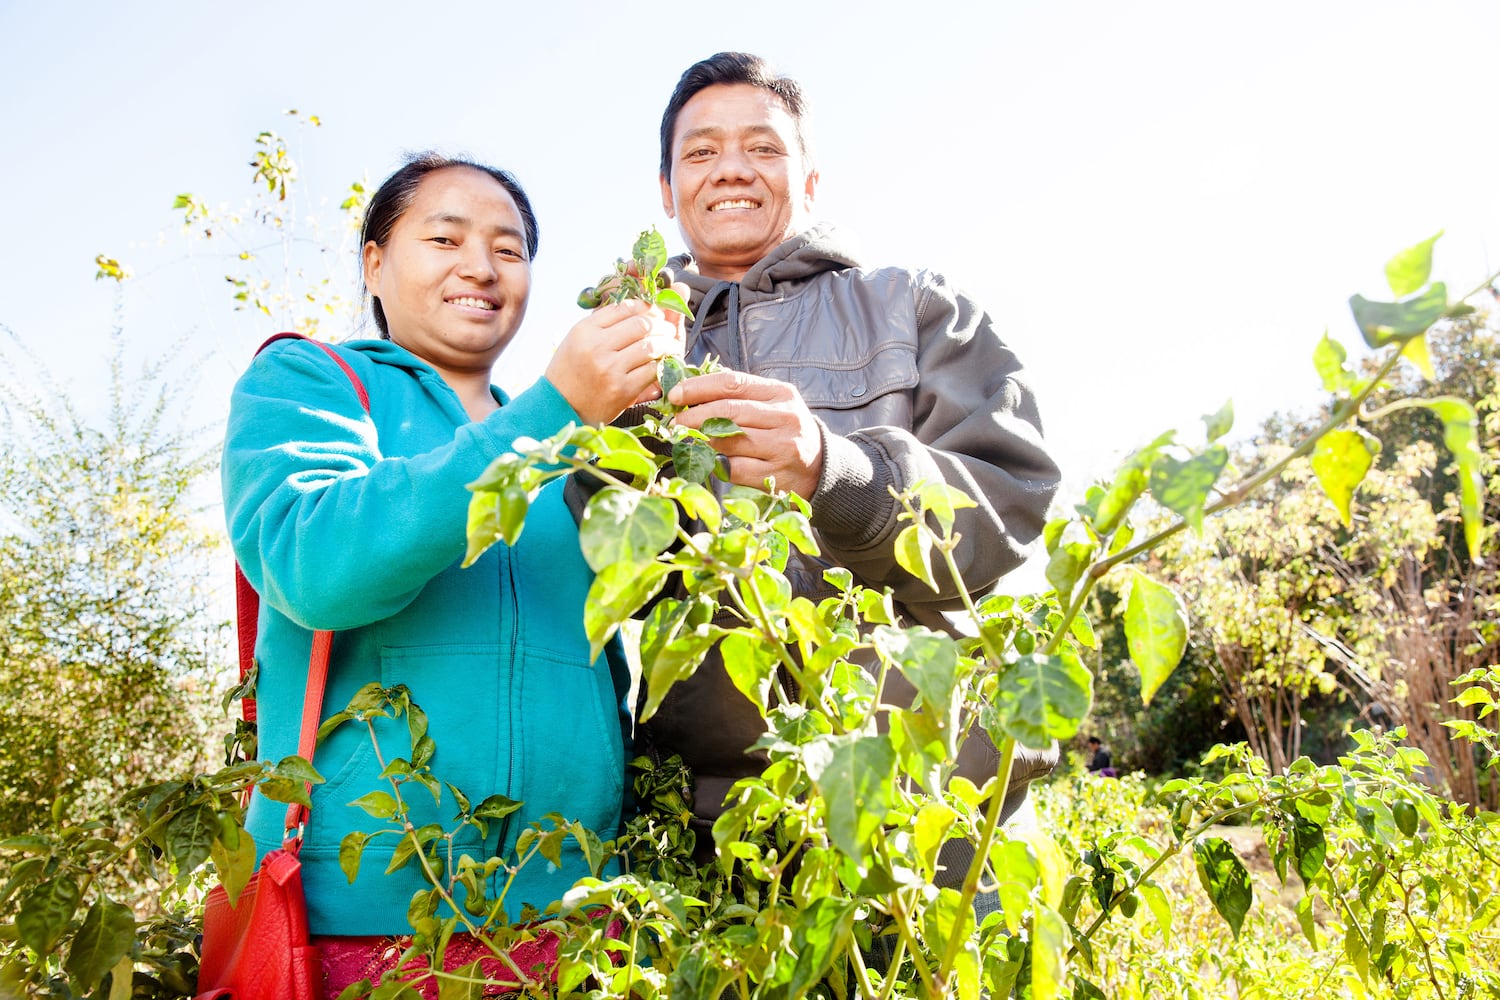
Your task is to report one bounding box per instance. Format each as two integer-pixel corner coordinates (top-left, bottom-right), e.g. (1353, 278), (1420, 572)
(7, 158), (1499, 998)
(0, 330), (227, 842)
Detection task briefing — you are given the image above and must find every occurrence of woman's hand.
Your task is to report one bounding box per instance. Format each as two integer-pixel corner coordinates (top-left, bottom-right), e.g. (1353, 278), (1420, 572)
(545, 299), (684, 424)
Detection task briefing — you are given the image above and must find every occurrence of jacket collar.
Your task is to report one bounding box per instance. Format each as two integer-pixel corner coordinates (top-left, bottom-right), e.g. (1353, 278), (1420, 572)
(670, 221), (865, 313)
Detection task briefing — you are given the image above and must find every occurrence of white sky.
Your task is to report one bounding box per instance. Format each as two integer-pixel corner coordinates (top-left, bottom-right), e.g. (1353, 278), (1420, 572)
(3, 0), (1498, 543)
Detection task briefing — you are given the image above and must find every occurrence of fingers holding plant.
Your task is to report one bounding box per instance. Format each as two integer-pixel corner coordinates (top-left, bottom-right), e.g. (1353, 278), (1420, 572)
(546, 299), (682, 424)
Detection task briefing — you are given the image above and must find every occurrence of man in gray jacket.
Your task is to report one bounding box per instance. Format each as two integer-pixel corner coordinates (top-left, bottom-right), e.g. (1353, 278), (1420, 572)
(644, 51), (1061, 864)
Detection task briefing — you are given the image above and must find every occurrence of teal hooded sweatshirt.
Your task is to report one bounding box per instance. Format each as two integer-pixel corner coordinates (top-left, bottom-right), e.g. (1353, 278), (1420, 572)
(222, 337), (629, 935)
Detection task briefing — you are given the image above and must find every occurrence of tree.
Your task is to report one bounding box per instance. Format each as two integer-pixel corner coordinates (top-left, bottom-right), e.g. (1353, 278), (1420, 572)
(0, 325), (230, 840)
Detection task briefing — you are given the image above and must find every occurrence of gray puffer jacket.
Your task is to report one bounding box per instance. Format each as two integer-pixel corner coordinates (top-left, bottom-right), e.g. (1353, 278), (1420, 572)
(639, 223), (1063, 836)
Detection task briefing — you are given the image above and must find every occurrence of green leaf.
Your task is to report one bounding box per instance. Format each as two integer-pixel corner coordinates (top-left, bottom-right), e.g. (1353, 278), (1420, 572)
(1310, 428), (1381, 526)
(1312, 332), (1360, 395)
(584, 560), (672, 661)
(1202, 399), (1234, 443)
(209, 824), (257, 906)
(1095, 431), (1174, 535)
(1124, 571), (1188, 706)
(338, 832), (368, 884)
(1149, 445), (1228, 535)
(1029, 904), (1069, 1000)
(872, 625), (960, 714)
(914, 480), (977, 534)
(17, 876), (81, 955)
(672, 436), (718, 486)
(995, 649), (1094, 749)
(579, 489), (677, 571)
(1349, 283), (1448, 347)
(632, 227), (668, 277)
(1291, 816), (1326, 887)
(473, 795), (523, 821)
(1194, 838), (1253, 937)
(272, 755), (324, 785)
(770, 510), (820, 556)
(639, 626), (722, 722)
(658, 355), (688, 397)
(894, 523), (938, 591)
(719, 631), (778, 716)
(788, 897), (857, 997)
(594, 449), (656, 487)
(662, 479), (721, 531)
(1383, 231), (1442, 298)
(107, 954), (133, 1000)
(1422, 396), (1485, 560)
(164, 803), (218, 877)
(700, 416), (744, 438)
(804, 733), (896, 857)
(654, 287), (695, 320)
(1400, 333), (1436, 380)
(463, 481), (532, 568)
(64, 897), (135, 994)
(1045, 520), (1097, 601)
(349, 791), (399, 819)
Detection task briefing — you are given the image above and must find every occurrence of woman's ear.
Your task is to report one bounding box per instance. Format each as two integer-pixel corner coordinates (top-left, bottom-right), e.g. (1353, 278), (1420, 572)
(361, 240), (382, 295)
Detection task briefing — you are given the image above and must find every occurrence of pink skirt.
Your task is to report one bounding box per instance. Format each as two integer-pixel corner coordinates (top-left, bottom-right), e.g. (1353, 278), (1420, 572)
(315, 930), (560, 999)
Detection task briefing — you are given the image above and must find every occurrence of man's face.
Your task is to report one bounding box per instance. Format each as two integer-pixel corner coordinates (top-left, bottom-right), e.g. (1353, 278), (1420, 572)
(660, 83), (818, 282)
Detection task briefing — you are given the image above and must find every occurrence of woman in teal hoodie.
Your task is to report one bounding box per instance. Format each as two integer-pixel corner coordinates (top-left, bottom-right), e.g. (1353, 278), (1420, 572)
(222, 154), (681, 994)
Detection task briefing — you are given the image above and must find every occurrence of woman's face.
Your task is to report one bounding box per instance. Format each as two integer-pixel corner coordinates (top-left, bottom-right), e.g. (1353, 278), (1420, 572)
(362, 166), (532, 376)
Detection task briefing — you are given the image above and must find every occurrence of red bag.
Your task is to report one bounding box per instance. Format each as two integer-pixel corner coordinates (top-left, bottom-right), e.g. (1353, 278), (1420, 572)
(197, 336), (368, 1000)
(196, 849), (323, 999)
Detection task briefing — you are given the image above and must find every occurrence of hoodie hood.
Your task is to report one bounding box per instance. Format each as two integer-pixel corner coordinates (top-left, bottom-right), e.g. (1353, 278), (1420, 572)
(669, 221), (864, 314)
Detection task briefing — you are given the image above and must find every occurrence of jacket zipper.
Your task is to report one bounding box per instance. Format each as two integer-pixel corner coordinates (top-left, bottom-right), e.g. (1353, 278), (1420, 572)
(492, 545), (520, 894)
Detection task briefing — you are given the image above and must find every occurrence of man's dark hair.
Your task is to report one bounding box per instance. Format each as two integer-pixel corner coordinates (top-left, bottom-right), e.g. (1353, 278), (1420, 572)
(1087, 736), (1102, 746)
(659, 52), (813, 181)
(360, 152), (540, 338)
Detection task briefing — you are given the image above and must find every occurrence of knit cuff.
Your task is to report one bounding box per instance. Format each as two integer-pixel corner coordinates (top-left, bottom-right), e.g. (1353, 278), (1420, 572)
(808, 423), (896, 549)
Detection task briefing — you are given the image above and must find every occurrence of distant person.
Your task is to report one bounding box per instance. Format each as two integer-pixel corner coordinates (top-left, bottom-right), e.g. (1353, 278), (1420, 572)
(1087, 735), (1117, 777)
(637, 51), (1063, 876)
(223, 153), (682, 998)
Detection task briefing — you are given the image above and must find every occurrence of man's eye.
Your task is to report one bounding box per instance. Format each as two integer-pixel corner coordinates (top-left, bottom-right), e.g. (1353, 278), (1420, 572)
(429, 236), (455, 246)
(685, 148), (714, 160)
(497, 247), (524, 260)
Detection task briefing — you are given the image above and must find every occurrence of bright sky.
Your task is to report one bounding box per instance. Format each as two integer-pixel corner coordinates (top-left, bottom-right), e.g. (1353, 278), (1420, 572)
(3, 1), (1498, 542)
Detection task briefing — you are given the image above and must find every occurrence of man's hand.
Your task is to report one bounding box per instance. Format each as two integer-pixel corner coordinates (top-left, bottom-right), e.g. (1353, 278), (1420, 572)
(668, 370), (824, 498)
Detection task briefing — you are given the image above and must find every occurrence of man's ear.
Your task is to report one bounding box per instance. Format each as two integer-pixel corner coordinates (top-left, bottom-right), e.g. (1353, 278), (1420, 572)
(802, 168), (820, 212)
(361, 241), (383, 294)
(659, 172), (677, 220)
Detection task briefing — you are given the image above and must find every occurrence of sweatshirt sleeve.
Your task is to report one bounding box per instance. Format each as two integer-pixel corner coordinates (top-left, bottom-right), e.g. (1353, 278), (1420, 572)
(808, 272), (1062, 610)
(222, 339), (580, 630)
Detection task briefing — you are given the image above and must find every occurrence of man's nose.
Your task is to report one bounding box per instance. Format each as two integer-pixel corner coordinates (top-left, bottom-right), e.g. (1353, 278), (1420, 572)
(711, 147), (755, 183)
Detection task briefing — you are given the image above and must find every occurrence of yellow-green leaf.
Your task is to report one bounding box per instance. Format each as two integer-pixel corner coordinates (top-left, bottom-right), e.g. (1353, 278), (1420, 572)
(1124, 571), (1188, 705)
(1310, 429), (1380, 526)
(1383, 231), (1442, 298)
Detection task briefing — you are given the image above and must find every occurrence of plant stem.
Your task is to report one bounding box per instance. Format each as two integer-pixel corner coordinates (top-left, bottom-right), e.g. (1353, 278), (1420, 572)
(366, 720), (535, 987)
(1083, 346), (1409, 591)
(936, 737), (1014, 983)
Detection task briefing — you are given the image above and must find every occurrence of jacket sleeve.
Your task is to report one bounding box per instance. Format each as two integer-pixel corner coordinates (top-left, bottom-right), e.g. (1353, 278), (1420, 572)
(222, 339), (581, 631)
(807, 272), (1061, 610)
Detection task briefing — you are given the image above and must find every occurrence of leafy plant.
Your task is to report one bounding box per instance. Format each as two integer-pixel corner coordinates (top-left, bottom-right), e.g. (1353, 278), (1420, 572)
(575, 228), (695, 322)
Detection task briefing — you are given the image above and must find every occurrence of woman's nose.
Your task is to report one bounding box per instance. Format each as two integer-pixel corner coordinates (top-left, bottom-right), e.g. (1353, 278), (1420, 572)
(458, 245), (497, 282)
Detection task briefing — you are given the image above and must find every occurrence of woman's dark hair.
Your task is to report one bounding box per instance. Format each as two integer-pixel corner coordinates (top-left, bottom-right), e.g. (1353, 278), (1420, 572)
(659, 52), (813, 182)
(360, 152), (540, 338)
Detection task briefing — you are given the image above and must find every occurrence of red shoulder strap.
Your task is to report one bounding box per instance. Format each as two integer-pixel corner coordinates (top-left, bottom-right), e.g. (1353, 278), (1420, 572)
(233, 333), (371, 835)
